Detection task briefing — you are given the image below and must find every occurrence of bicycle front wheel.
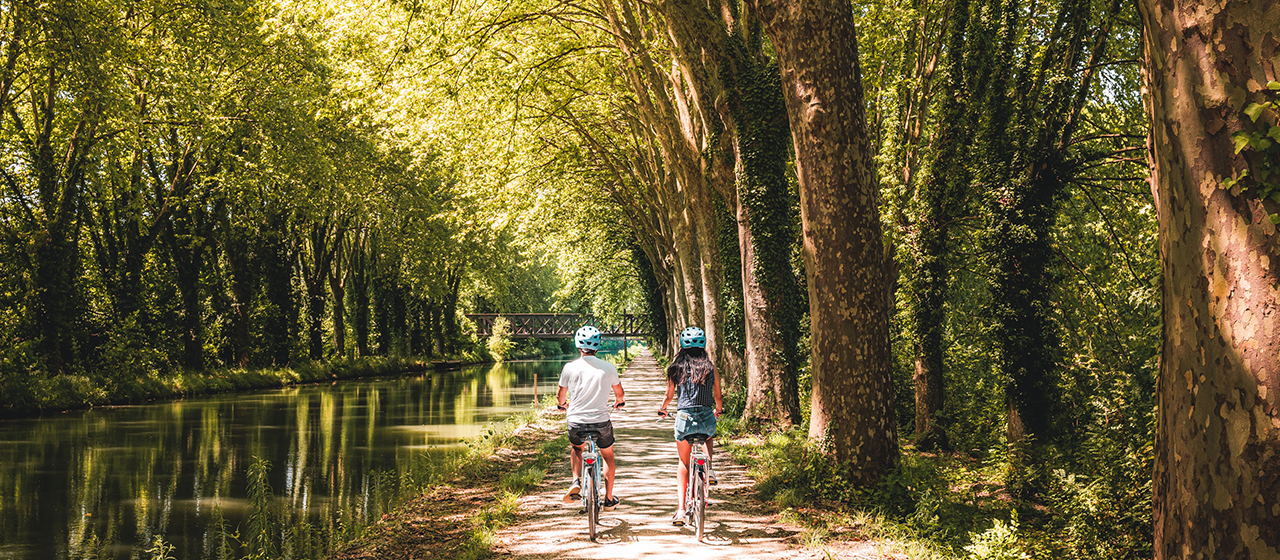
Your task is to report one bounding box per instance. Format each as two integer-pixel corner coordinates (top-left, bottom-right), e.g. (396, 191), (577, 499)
(584, 466), (598, 541)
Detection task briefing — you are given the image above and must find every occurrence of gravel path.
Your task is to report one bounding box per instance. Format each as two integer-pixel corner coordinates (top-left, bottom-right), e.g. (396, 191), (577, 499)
(494, 349), (854, 560)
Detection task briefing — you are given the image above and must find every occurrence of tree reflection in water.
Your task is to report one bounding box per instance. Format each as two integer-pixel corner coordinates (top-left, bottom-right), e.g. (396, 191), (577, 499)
(0, 359), (568, 559)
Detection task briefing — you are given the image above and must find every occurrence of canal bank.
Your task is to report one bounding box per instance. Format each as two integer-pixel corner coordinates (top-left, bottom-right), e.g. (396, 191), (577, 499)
(0, 345), (553, 418)
(0, 356), (595, 559)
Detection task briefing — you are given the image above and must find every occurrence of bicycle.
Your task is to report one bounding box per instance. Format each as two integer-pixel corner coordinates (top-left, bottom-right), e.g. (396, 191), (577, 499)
(660, 411), (712, 542)
(575, 428), (605, 541)
(563, 402), (623, 542)
(683, 432), (711, 542)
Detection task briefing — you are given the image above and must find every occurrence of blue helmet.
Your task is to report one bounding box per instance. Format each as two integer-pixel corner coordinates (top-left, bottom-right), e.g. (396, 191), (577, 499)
(679, 326), (706, 349)
(575, 325), (603, 350)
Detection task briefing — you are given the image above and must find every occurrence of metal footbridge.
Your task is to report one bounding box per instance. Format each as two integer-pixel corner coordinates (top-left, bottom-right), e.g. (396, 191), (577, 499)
(465, 313), (649, 339)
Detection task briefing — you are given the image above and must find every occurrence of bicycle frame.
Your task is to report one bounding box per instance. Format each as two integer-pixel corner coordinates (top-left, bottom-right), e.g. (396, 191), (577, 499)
(662, 411), (712, 543)
(684, 437), (709, 541)
(580, 434), (604, 541)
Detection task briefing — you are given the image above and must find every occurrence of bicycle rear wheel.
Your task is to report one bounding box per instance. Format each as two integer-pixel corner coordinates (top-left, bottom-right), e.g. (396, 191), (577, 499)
(584, 466), (598, 541)
(694, 467), (706, 542)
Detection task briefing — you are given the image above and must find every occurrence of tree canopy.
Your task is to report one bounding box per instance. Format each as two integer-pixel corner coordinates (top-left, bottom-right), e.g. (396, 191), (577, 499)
(2, 0), (1277, 556)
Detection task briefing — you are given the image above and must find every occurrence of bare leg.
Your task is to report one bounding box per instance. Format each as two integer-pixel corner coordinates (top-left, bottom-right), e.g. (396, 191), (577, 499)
(676, 440), (692, 511)
(601, 446), (617, 499)
(570, 443), (583, 480)
(702, 438), (714, 467)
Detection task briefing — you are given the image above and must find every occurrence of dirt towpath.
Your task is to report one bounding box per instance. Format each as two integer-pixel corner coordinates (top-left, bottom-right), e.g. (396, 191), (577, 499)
(494, 349), (877, 560)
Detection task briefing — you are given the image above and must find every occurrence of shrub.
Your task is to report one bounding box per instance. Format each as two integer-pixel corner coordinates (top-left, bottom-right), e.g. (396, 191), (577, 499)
(487, 316), (515, 361)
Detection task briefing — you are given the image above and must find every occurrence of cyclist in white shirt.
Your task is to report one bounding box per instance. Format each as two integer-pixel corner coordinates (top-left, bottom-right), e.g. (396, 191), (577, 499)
(556, 325), (625, 511)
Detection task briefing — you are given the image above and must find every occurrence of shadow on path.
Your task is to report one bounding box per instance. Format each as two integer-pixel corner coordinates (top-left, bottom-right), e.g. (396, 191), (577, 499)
(493, 350), (814, 560)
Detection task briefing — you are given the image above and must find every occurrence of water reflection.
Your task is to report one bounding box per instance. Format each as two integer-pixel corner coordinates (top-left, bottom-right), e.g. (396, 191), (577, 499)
(0, 359), (569, 559)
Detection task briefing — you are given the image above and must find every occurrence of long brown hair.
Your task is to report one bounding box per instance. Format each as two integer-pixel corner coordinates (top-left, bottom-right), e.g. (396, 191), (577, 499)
(666, 347), (714, 386)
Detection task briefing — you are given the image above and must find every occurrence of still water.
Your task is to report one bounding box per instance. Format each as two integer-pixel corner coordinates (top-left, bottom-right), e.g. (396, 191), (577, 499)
(0, 358), (572, 559)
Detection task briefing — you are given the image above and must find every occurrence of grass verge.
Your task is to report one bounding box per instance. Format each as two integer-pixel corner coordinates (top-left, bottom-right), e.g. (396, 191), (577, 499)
(724, 427), (1020, 560)
(724, 425), (1150, 560)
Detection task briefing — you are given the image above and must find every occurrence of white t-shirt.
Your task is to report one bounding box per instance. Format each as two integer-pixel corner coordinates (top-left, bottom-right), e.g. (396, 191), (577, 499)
(559, 355), (621, 424)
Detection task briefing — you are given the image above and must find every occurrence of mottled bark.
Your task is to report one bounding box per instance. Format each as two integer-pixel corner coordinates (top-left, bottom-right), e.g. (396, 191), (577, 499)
(1139, 0), (1280, 557)
(748, 0), (898, 482)
(689, 181), (728, 375)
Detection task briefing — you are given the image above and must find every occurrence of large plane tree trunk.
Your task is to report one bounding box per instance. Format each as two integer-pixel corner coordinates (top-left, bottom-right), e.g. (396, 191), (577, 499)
(748, 0), (898, 484)
(1139, 0), (1280, 556)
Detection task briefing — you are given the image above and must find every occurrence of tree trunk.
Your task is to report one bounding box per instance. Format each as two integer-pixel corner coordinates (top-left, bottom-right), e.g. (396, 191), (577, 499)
(443, 268), (462, 355)
(730, 55), (804, 426)
(302, 224), (333, 361)
(713, 191), (747, 391)
(737, 198), (801, 425)
(392, 284), (408, 356)
(263, 210), (295, 367)
(166, 201), (209, 371)
(30, 110), (94, 375)
(1140, 0), (1280, 556)
(329, 230), (348, 358)
(351, 236), (371, 357)
(632, 242), (671, 355)
(427, 297), (442, 357)
(690, 180), (728, 379)
(305, 272), (326, 360)
(748, 0), (898, 483)
(223, 226), (256, 367)
(374, 270), (394, 356)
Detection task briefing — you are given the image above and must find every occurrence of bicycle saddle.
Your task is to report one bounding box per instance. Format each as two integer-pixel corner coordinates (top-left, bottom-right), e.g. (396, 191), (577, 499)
(682, 433), (709, 444)
(578, 430), (602, 440)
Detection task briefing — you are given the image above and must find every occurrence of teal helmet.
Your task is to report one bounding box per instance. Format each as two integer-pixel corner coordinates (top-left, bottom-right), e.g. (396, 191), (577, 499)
(679, 326), (706, 349)
(575, 325), (603, 350)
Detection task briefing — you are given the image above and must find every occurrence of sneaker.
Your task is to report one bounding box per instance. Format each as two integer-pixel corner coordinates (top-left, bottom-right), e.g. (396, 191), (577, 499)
(706, 466), (718, 486)
(563, 479), (581, 503)
(603, 496), (620, 511)
(672, 509), (686, 526)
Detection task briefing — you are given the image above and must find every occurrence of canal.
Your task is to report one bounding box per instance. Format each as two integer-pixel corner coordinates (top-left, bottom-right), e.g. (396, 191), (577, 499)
(0, 358), (575, 559)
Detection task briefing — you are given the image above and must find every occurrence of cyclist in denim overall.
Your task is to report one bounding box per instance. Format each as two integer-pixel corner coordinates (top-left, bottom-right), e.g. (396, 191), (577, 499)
(657, 327), (723, 525)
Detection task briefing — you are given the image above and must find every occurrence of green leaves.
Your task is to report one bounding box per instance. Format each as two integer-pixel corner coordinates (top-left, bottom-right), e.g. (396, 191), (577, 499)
(1244, 102), (1268, 122)
(1233, 131), (1253, 154)
(1225, 91), (1280, 227)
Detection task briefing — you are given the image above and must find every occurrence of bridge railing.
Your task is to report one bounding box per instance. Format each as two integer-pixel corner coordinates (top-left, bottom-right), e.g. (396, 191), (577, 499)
(465, 313), (650, 338)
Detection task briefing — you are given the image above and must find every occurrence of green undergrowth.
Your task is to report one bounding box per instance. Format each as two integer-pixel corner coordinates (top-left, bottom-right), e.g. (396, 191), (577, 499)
(0, 351), (490, 417)
(727, 428), (1148, 560)
(458, 431), (568, 560)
